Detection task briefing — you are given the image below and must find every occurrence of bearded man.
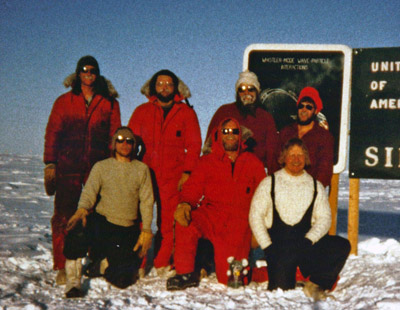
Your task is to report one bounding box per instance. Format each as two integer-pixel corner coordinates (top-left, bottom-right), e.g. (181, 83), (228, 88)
(128, 70), (202, 276)
(167, 118), (266, 290)
(206, 71), (279, 174)
(279, 87), (334, 187)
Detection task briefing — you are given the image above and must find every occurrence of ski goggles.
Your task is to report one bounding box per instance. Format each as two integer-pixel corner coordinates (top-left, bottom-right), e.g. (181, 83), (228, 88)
(238, 85), (256, 93)
(80, 66), (99, 75)
(116, 136), (134, 145)
(221, 128), (240, 135)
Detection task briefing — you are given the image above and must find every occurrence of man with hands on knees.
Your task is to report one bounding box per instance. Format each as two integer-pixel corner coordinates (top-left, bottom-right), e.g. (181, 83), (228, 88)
(249, 138), (350, 301)
(167, 118), (266, 290)
(62, 127), (154, 298)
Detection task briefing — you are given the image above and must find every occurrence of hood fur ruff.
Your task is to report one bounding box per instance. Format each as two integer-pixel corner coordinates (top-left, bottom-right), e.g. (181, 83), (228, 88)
(202, 125), (253, 155)
(140, 77), (191, 99)
(63, 73), (119, 98)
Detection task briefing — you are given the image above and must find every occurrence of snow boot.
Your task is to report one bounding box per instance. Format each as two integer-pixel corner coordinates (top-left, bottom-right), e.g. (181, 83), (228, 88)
(55, 269), (66, 285)
(65, 259), (83, 298)
(166, 272), (199, 291)
(303, 281), (330, 301)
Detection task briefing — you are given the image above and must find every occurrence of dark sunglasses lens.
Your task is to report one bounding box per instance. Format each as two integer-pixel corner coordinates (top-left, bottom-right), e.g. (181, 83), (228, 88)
(238, 86), (256, 93)
(298, 103), (314, 111)
(81, 67), (98, 74)
(116, 138), (134, 145)
(222, 128), (239, 135)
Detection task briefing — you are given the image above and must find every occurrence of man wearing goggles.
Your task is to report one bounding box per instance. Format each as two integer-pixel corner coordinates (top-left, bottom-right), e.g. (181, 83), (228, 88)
(167, 118), (266, 290)
(279, 87), (334, 188)
(62, 127), (154, 298)
(206, 70), (280, 175)
(43, 55), (121, 286)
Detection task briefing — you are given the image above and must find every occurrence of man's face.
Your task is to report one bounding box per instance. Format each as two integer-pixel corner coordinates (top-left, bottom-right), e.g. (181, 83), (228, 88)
(79, 65), (97, 87)
(155, 75), (175, 103)
(284, 145), (306, 176)
(237, 83), (257, 105)
(221, 120), (240, 151)
(297, 100), (317, 125)
(115, 135), (134, 158)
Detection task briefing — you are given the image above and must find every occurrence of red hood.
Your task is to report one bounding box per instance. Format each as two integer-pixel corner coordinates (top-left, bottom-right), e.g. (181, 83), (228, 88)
(209, 118), (247, 159)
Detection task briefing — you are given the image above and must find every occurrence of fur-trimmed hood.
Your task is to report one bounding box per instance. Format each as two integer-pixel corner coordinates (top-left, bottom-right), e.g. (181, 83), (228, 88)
(202, 119), (254, 155)
(63, 73), (119, 98)
(140, 76), (191, 99)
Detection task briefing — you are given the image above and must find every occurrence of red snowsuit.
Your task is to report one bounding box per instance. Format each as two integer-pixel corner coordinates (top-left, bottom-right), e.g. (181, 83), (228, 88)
(44, 89), (121, 270)
(128, 96), (202, 268)
(174, 118), (266, 285)
(206, 103), (280, 174)
(279, 121), (334, 187)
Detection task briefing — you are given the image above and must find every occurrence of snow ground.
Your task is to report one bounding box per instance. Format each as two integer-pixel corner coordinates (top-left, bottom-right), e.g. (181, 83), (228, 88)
(0, 154), (399, 310)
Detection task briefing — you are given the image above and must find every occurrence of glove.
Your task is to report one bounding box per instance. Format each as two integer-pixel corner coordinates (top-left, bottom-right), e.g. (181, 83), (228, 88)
(263, 244), (276, 264)
(133, 231), (153, 258)
(44, 163), (56, 196)
(174, 203), (192, 227)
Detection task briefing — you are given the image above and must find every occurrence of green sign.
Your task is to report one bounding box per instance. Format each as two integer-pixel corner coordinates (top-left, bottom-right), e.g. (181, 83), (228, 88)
(349, 47), (400, 179)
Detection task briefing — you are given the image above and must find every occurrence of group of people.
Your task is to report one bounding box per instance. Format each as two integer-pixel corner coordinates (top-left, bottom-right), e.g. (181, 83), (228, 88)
(44, 55), (350, 300)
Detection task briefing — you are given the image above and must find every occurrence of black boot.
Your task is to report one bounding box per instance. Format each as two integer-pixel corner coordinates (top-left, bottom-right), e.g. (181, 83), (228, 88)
(167, 273), (199, 291)
(65, 287), (84, 298)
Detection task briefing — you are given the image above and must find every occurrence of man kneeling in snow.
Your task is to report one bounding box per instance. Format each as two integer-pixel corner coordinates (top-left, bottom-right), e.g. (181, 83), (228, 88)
(63, 127), (154, 298)
(249, 138), (350, 300)
(167, 118), (266, 290)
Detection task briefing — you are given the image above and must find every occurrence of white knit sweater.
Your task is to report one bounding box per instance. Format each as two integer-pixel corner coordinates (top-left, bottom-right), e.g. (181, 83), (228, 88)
(249, 168), (331, 249)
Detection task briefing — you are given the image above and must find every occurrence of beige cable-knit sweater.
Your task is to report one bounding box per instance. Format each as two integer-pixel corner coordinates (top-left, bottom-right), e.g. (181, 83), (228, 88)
(77, 157), (154, 231)
(249, 168), (331, 249)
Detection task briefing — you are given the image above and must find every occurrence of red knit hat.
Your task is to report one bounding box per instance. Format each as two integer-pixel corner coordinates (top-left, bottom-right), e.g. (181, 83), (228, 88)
(297, 87), (323, 113)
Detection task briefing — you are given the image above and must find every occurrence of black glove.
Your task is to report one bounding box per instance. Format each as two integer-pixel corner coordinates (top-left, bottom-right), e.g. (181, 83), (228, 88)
(263, 244), (276, 263)
(298, 237), (312, 249)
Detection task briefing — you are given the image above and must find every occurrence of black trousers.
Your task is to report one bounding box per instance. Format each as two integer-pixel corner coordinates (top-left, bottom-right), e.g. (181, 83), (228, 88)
(267, 235), (350, 291)
(64, 212), (141, 288)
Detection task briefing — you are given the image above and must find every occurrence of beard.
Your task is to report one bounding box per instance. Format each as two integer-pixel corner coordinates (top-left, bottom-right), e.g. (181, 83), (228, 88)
(223, 141), (239, 151)
(156, 92), (175, 103)
(240, 94), (256, 105)
(297, 113), (317, 125)
(235, 93), (260, 117)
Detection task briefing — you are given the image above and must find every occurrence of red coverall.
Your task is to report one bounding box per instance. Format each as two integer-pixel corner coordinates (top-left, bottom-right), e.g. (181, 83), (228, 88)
(44, 91), (121, 270)
(128, 96), (202, 268)
(174, 118), (266, 284)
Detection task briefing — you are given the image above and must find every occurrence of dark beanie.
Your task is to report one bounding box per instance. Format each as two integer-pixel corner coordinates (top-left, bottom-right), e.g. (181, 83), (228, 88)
(75, 55), (100, 75)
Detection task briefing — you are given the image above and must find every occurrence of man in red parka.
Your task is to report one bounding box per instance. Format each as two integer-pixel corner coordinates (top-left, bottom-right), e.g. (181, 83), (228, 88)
(279, 87), (334, 188)
(206, 70), (279, 174)
(167, 118), (266, 290)
(44, 56), (121, 284)
(128, 70), (202, 276)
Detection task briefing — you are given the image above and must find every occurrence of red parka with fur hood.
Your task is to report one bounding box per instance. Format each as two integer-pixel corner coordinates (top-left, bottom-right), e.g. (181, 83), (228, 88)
(44, 73), (121, 270)
(174, 118), (266, 284)
(128, 74), (202, 269)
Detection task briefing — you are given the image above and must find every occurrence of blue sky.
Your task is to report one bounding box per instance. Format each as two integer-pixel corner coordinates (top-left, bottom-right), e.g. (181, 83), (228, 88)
(0, 0), (399, 155)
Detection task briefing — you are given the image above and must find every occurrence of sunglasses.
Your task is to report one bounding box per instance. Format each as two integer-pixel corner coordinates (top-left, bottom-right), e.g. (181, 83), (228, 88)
(238, 85), (256, 93)
(221, 128), (240, 135)
(298, 103), (315, 111)
(116, 136), (134, 145)
(81, 66), (99, 75)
